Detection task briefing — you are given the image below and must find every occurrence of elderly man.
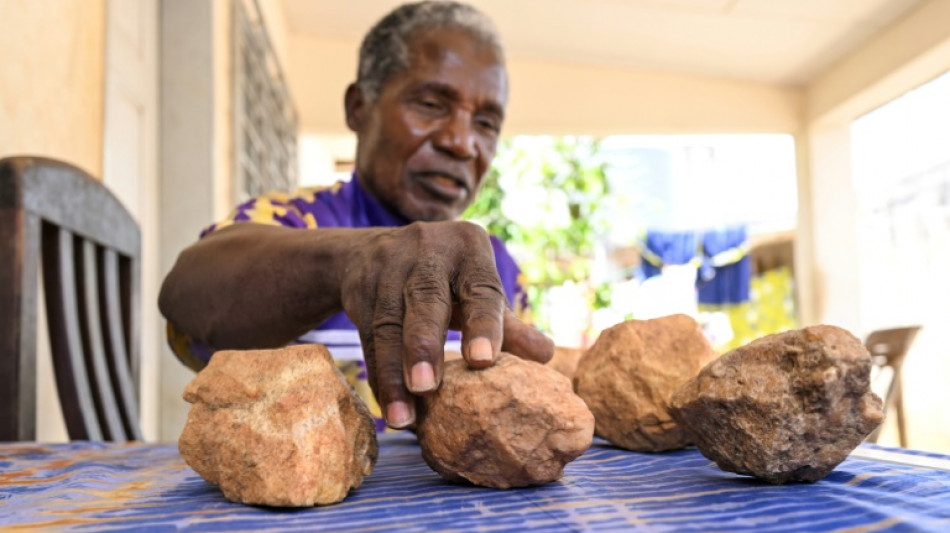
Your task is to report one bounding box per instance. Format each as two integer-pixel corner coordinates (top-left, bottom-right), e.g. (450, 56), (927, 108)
(159, 0), (554, 431)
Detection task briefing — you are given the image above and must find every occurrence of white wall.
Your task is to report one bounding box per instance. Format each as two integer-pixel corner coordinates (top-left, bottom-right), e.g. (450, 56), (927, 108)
(0, 0), (105, 176)
(160, 0), (233, 442)
(286, 33), (803, 137)
(503, 59), (802, 136)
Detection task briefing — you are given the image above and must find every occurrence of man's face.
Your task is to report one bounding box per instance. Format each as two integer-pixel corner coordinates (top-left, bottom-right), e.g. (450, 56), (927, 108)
(348, 28), (508, 222)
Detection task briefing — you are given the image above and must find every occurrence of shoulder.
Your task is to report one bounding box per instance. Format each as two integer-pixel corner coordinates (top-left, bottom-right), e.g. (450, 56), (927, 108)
(255, 181), (351, 225)
(284, 182), (345, 203)
(201, 182), (346, 236)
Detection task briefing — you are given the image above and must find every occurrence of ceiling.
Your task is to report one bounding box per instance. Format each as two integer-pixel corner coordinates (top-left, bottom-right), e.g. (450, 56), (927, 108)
(280, 0), (924, 87)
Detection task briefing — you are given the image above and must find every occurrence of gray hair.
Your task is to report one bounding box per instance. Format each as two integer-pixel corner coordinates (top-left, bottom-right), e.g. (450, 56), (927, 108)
(356, 1), (505, 102)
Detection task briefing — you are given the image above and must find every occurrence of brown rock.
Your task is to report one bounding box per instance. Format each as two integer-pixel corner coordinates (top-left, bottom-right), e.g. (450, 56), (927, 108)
(178, 344), (378, 506)
(547, 346), (585, 379)
(417, 353), (594, 489)
(669, 325), (884, 484)
(573, 314), (719, 452)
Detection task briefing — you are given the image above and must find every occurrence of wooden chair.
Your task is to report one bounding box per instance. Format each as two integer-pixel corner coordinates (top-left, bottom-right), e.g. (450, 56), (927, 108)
(0, 156), (143, 441)
(865, 325), (921, 448)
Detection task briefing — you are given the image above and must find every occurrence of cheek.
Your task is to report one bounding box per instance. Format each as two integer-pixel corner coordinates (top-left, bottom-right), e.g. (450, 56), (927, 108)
(477, 142), (497, 175)
(369, 134), (412, 185)
(383, 109), (430, 154)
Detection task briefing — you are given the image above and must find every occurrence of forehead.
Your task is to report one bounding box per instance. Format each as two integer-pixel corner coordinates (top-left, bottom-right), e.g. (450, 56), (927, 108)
(394, 28), (508, 105)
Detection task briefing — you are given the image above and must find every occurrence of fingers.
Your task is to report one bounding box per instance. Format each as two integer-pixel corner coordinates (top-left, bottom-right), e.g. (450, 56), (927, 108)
(402, 257), (452, 394)
(369, 266), (416, 430)
(455, 262), (506, 369)
(349, 221), (520, 430)
(501, 308), (555, 363)
(365, 251), (455, 430)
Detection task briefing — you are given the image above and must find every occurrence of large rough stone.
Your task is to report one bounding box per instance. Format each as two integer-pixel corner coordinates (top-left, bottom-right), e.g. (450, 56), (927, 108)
(179, 344), (378, 506)
(669, 325), (884, 484)
(417, 353), (594, 489)
(573, 314), (719, 452)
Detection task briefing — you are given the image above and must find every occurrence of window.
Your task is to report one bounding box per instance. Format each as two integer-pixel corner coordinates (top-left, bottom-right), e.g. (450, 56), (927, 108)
(232, 0), (298, 202)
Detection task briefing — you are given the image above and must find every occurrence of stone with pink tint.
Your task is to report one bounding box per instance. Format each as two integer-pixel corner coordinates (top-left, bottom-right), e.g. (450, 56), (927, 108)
(547, 346), (585, 379)
(178, 344), (378, 506)
(573, 314), (719, 452)
(670, 325), (884, 484)
(417, 353), (594, 488)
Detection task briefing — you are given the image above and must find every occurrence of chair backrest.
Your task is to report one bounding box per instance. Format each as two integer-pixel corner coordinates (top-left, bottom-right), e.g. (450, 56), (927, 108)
(864, 325), (920, 447)
(865, 326), (921, 370)
(0, 156), (142, 441)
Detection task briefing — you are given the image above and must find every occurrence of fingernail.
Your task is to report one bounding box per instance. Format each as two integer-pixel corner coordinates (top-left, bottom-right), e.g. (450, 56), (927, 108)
(469, 337), (494, 362)
(386, 401), (414, 429)
(410, 361), (436, 392)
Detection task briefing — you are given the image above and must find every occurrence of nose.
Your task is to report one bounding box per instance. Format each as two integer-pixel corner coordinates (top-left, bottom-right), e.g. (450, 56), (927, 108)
(433, 111), (477, 160)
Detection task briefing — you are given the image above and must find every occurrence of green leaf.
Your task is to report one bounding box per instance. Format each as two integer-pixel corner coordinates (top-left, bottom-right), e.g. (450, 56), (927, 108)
(462, 136), (612, 331)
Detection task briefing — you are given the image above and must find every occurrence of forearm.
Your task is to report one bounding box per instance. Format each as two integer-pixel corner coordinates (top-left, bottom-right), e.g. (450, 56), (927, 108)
(159, 223), (379, 350)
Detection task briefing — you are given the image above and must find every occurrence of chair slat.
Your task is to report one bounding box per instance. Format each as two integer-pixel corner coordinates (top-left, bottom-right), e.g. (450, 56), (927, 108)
(78, 240), (127, 441)
(0, 211), (40, 441)
(100, 249), (143, 440)
(42, 225), (103, 441)
(119, 255), (141, 396)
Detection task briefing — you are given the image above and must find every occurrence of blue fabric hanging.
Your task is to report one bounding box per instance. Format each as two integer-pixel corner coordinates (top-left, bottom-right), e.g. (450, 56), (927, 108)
(697, 226), (751, 305)
(639, 231), (701, 279)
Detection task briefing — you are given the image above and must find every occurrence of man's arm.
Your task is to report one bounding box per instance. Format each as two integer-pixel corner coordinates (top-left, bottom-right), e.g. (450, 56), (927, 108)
(160, 223), (353, 349)
(159, 221), (553, 428)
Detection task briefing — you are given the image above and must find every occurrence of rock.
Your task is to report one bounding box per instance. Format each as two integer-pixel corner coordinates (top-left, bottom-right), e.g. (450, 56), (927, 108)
(669, 325), (884, 484)
(573, 314), (719, 452)
(547, 346), (585, 379)
(417, 353), (594, 488)
(178, 344), (378, 506)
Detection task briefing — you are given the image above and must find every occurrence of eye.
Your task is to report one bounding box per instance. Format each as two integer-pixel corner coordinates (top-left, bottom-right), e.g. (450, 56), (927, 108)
(476, 116), (500, 134)
(413, 97), (446, 115)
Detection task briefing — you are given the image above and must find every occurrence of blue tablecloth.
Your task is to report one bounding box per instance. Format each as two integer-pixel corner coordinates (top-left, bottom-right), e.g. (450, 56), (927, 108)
(2, 434), (950, 532)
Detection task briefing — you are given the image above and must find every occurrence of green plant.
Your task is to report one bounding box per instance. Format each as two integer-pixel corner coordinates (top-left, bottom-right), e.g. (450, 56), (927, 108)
(464, 136), (610, 330)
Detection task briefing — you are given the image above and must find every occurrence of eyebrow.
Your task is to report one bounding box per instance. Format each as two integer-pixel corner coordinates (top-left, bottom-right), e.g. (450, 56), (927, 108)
(413, 81), (506, 120)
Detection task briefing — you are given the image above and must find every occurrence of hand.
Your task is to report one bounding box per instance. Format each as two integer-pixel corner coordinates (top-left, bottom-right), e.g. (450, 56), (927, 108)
(340, 221), (553, 429)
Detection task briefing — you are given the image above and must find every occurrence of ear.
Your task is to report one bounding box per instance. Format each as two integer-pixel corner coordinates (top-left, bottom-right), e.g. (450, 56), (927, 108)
(344, 83), (367, 132)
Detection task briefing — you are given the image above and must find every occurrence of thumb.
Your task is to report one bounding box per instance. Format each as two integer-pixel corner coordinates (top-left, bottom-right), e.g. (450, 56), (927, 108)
(500, 308), (554, 363)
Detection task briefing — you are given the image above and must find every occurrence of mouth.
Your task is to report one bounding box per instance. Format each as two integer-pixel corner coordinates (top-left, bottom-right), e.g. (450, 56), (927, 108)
(413, 171), (470, 202)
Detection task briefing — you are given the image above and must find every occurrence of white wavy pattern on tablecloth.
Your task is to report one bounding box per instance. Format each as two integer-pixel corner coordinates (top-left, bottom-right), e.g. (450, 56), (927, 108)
(294, 328), (462, 361)
(1, 437), (949, 532)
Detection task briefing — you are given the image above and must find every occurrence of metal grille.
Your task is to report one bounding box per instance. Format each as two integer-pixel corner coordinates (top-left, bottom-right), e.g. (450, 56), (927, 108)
(232, 0), (298, 203)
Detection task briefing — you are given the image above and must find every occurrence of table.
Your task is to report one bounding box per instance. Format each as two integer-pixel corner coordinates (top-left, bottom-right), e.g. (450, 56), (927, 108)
(2, 434), (950, 532)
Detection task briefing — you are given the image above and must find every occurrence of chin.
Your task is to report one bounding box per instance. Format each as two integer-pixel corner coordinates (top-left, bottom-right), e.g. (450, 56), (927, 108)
(409, 209), (457, 223)
(400, 200), (464, 222)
